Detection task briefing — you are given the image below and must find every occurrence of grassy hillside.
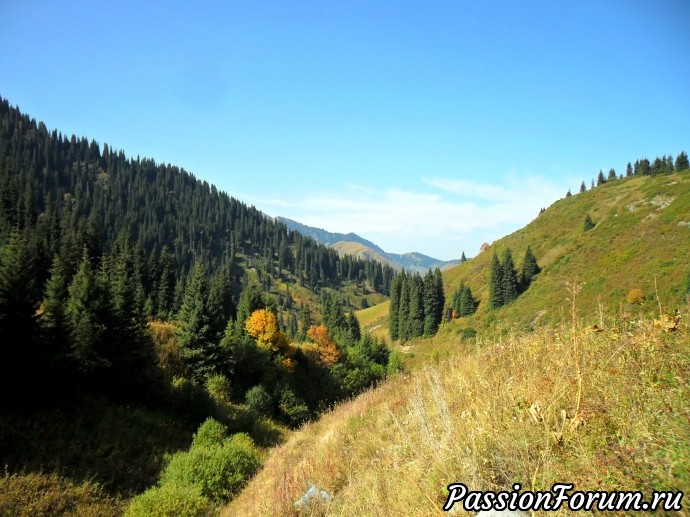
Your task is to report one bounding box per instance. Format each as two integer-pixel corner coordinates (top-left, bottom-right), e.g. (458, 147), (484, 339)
(224, 315), (689, 515)
(444, 173), (690, 333)
(225, 172), (690, 516)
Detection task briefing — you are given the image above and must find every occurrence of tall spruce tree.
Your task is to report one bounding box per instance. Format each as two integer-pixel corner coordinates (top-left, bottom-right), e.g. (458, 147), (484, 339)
(388, 272), (402, 341)
(408, 274), (425, 339)
(520, 245), (540, 290)
(423, 268), (444, 336)
(676, 151), (689, 171)
(488, 251), (504, 310)
(0, 230), (41, 398)
(501, 248), (519, 305)
(397, 274), (411, 342)
(177, 263), (221, 382)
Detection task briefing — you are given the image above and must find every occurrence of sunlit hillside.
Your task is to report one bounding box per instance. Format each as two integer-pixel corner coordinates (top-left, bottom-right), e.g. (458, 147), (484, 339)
(225, 314), (689, 515)
(442, 173), (690, 333)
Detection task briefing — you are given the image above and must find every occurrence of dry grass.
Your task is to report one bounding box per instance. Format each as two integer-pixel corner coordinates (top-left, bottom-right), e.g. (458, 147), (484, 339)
(224, 315), (689, 516)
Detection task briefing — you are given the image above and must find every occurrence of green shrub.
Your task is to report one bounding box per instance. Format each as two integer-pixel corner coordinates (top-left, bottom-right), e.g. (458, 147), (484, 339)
(124, 482), (211, 517)
(205, 374), (231, 404)
(192, 418), (227, 449)
(278, 387), (310, 426)
(461, 327), (477, 340)
(170, 377), (217, 423)
(244, 385), (274, 417)
(159, 433), (260, 502)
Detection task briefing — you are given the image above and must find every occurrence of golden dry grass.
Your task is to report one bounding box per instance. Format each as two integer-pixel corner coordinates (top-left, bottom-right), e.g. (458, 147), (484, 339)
(224, 314), (689, 516)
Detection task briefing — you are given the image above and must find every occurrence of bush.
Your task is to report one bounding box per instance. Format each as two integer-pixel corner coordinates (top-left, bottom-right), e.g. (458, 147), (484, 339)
(461, 327), (477, 340)
(192, 418), (227, 448)
(245, 385), (274, 417)
(277, 387), (310, 427)
(124, 482), (210, 517)
(169, 377), (217, 424)
(205, 374), (232, 404)
(159, 433), (260, 502)
(626, 288), (645, 305)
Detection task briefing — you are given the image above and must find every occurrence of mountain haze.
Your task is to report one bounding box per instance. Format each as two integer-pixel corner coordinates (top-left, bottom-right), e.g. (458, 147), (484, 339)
(277, 216), (461, 273)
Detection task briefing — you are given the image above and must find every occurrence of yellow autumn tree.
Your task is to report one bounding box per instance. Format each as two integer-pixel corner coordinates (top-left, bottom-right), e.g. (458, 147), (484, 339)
(307, 325), (340, 366)
(245, 309), (290, 353)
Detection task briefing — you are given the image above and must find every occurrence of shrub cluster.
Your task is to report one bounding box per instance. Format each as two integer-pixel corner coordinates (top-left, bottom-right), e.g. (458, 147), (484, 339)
(125, 418), (261, 516)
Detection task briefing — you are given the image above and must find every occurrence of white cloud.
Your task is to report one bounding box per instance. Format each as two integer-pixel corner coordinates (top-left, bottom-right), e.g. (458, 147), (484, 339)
(243, 175), (565, 260)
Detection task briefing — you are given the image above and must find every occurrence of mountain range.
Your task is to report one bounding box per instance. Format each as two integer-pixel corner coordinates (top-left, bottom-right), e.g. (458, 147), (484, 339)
(276, 216), (461, 273)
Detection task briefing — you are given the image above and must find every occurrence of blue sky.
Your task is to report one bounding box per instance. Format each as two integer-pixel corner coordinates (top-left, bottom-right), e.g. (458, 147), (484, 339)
(2, 1), (689, 260)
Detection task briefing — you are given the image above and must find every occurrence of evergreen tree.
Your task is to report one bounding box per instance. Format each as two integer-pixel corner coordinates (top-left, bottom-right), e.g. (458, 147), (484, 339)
(177, 263), (221, 382)
(583, 214), (595, 232)
(66, 249), (107, 375)
(388, 273), (401, 341)
(580, 181), (586, 193)
(397, 274), (411, 342)
(607, 168), (617, 181)
(0, 230), (41, 399)
(346, 312), (361, 342)
(460, 251), (467, 263)
(423, 268), (444, 336)
(297, 303), (311, 342)
(408, 274), (425, 338)
(597, 170), (606, 186)
(501, 248), (518, 305)
(520, 245), (540, 290)
(235, 284), (266, 332)
(488, 251), (504, 310)
(676, 151), (689, 171)
(453, 282), (476, 317)
(626, 162), (633, 177)
(565, 189), (572, 197)
(41, 255), (70, 366)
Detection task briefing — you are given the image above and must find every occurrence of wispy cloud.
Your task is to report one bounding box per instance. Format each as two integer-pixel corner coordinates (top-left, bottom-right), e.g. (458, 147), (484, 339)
(243, 175), (565, 260)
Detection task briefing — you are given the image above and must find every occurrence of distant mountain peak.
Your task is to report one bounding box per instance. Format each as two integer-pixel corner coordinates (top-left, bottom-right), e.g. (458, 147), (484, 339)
(276, 216), (460, 273)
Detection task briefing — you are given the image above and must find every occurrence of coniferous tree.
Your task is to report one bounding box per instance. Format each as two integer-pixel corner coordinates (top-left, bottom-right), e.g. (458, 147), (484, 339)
(488, 251), (504, 310)
(580, 181), (586, 193)
(460, 251), (467, 263)
(597, 170), (607, 186)
(408, 274), (425, 339)
(397, 274), (411, 342)
(66, 249), (107, 375)
(501, 248), (519, 305)
(676, 151), (689, 171)
(452, 282), (476, 317)
(177, 263), (221, 382)
(626, 162), (633, 177)
(0, 230), (41, 398)
(520, 245), (540, 290)
(388, 273), (401, 341)
(607, 168), (617, 181)
(41, 255), (70, 367)
(583, 214), (595, 232)
(423, 268), (444, 337)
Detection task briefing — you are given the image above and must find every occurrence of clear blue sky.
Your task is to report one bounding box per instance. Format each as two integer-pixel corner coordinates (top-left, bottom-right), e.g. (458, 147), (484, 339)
(2, 1), (689, 260)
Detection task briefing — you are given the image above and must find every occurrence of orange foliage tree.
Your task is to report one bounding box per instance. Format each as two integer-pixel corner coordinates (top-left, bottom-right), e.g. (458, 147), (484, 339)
(307, 325), (340, 366)
(245, 309), (289, 352)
